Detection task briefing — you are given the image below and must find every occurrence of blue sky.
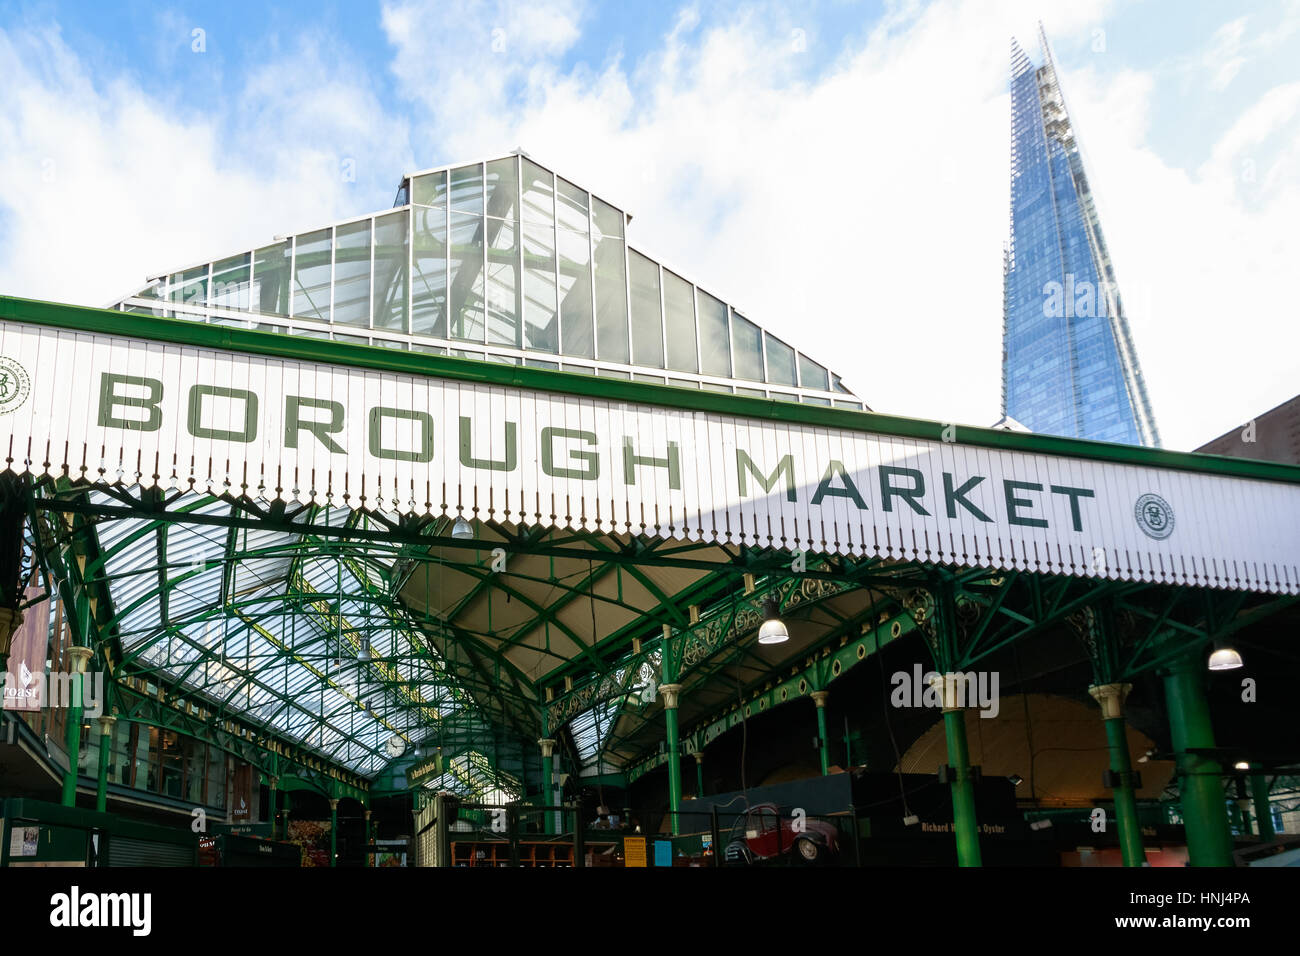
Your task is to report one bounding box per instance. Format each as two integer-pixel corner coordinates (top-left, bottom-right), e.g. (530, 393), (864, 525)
(1, 0), (1298, 450)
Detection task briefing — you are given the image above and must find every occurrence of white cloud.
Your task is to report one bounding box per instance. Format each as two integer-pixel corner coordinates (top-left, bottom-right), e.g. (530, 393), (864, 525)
(1204, 17), (1248, 91)
(380, 0), (1296, 452)
(0, 20), (411, 306)
(1062, 65), (1300, 449)
(2, 0), (1297, 454)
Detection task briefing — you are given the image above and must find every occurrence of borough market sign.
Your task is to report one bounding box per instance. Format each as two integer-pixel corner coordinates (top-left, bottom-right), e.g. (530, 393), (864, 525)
(0, 315), (1296, 594)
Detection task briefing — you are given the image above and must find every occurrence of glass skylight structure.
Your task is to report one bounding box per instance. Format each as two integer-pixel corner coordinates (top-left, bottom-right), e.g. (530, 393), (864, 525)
(1002, 27), (1160, 447)
(115, 152), (864, 409)
(88, 491), (469, 775)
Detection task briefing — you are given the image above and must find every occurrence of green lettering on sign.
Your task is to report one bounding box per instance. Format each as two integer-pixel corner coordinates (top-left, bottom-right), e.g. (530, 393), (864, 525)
(811, 460), (867, 510)
(880, 466), (929, 515)
(98, 373), (163, 432)
(541, 427), (599, 480)
(1004, 480), (1048, 528)
(623, 439), (680, 489)
(188, 385), (258, 442)
(736, 450), (796, 502)
(286, 396), (345, 454)
(943, 473), (991, 522)
(1049, 484), (1094, 532)
(368, 406), (434, 462)
(459, 417), (517, 472)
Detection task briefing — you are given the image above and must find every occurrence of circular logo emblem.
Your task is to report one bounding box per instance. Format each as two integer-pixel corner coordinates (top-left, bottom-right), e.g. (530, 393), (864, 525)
(0, 356), (31, 415)
(1134, 493), (1174, 540)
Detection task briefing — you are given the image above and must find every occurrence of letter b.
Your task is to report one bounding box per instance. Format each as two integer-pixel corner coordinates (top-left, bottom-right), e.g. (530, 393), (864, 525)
(99, 373), (163, 431)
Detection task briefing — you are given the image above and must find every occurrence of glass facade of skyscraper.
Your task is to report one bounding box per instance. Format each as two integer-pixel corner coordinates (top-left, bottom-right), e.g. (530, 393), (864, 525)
(1002, 27), (1160, 447)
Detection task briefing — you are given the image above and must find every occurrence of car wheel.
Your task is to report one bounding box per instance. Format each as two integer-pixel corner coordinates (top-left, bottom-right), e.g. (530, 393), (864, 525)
(794, 837), (821, 864)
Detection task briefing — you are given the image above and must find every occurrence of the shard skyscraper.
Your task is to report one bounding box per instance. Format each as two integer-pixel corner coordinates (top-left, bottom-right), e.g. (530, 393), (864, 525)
(1002, 25), (1160, 447)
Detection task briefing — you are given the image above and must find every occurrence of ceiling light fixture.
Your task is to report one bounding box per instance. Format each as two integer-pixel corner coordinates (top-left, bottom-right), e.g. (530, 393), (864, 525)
(757, 598), (789, 645)
(451, 516), (474, 539)
(1207, 640), (1243, 671)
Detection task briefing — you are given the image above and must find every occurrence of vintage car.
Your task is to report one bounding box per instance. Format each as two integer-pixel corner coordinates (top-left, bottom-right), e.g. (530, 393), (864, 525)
(723, 803), (839, 865)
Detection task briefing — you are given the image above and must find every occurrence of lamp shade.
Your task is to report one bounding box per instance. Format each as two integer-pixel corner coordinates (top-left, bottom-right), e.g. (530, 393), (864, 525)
(757, 598), (789, 645)
(1208, 646), (1243, 671)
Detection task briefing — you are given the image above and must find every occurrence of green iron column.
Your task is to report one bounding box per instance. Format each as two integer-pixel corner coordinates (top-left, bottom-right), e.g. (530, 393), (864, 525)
(1250, 767), (1274, 841)
(329, 799), (339, 867)
(811, 690), (831, 776)
(538, 737), (556, 835)
(660, 682), (683, 835)
(1162, 652), (1234, 866)
(936, 674), (982, 867)
(693, 751), (705, 799)
(1088, 683), (1146, 867)
(363, 808), (373, 867)
(95, 714), (116, 813)
(61, 645), (94, 807)
(268, 776), (279, 840)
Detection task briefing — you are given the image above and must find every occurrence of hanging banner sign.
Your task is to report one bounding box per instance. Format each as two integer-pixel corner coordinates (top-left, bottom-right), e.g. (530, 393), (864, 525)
(0, 320), (1296, 593)
(3, 582), (49, 712)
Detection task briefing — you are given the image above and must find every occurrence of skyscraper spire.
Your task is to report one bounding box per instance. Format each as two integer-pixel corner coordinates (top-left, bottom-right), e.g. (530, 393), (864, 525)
(1002, 25), (1160, 447)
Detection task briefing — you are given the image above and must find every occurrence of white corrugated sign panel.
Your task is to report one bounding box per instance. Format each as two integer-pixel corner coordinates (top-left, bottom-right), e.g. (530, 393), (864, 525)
(0, 320), (1296, 594)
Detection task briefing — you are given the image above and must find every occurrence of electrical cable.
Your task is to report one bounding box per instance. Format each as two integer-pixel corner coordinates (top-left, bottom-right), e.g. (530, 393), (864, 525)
(877, 643), (912, 819)
(730, 590), (750, 807)
(1013, 642), (1037, 804)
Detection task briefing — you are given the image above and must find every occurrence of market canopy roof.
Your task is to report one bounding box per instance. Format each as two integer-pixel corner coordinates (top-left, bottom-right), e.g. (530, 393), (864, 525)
(3, 295), (1298, 788)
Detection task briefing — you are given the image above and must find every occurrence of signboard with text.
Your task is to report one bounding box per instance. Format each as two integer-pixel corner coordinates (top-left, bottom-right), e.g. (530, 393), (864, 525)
(624, 836), (647, 868)
(0, 319), (1295, 593)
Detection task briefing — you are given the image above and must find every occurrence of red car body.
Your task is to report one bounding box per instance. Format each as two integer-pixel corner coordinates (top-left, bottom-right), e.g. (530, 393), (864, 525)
(724, 803), (839, 865)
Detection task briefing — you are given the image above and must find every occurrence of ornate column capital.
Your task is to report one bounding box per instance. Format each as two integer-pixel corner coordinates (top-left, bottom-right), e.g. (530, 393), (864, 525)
(928, 673), (967, 713)
(97, 713), (117, 735)
(68, 645), (94, 672)
(658, 683), (682, 709)
(692, 751), (704, 764)
(538, 737), (556, 758)
(1088, 682), (1133, 721)
(811, 690), (830, 709)
(329, 798), (339, 811)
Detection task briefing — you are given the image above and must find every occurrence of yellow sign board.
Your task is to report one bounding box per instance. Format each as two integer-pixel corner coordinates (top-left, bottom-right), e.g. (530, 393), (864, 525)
(624, 836), (647, 868)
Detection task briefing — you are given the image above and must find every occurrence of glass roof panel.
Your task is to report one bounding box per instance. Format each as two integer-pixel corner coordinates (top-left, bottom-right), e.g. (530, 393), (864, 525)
(116, 152), (859, 403)
(84, 489), (475, 776)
